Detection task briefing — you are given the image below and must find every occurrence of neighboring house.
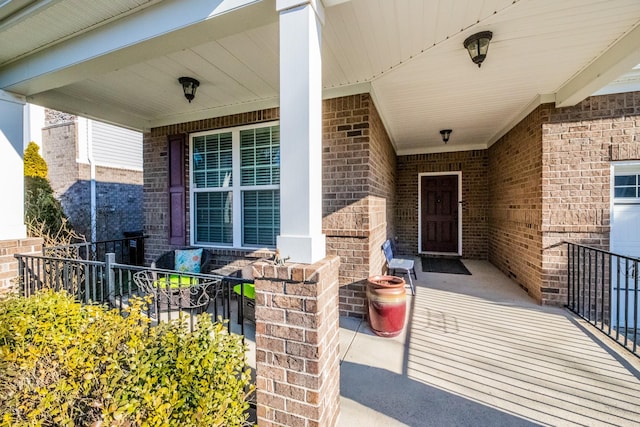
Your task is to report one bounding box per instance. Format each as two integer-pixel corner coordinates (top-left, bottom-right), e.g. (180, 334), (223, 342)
(40, 109), (144, 242)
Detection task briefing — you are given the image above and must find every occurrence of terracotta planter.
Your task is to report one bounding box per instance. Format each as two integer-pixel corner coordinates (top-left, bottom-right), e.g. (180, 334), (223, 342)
(366, 275), (407, 337)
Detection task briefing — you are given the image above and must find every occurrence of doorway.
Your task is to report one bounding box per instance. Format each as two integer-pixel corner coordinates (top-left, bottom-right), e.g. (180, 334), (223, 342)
(419, 172), (461, 255)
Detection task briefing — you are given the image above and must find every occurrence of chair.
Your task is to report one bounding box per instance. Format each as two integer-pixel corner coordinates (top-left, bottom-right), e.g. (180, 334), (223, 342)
(133, 270), (215, 319)
(381, 239), (417, 295)
(152, 248), (214, 273)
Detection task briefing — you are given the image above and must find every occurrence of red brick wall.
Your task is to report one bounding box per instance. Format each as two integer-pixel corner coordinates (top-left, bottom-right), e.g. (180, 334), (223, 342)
(322, 94), (396, 317)
(489, 93), (640, 305)
(488, 108), (544, 300)
(0, 238), (43, 294)
(251, 256), (341, 426)
(144, 95), (395, 317)
(396, 150), (489, 259)
(143, 109), (279, 263)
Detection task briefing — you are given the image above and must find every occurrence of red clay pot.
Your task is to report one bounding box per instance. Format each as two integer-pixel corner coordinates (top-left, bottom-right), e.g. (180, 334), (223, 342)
(366, 275), (407, 337)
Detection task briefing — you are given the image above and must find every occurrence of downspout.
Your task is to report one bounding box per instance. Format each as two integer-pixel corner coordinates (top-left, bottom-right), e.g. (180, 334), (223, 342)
(79, 117), (96, 243)
(88, 120), (96, 244)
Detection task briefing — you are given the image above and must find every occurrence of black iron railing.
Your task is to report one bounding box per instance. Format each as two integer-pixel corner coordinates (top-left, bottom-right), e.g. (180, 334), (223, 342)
(43, 235), (147, 265)
(567, 243), (639, 357)
(14, 252), (240, 334)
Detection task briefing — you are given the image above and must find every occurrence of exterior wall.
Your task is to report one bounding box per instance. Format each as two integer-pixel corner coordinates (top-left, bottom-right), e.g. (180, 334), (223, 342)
(488, 93), (640, 305)
(250, 256), (341, 426)
(539, 94), (640, 305)
(145, 94), (396, 318)
(0, 238), (42, 294)
(396, 150), (489, 259)
(322, 94), (396, 317)
(43, 115), (143, 241)
(488, 109), (544, 300)
(143, 110), (280, 263)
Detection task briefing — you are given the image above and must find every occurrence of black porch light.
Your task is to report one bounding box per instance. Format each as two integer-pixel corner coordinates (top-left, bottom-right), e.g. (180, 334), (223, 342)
(178, 77), (200, 103)
(440, 129), (452, 144)
(463, 31), (493, 67)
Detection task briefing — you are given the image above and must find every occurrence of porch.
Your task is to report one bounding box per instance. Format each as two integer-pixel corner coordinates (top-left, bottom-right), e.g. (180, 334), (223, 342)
(12, 244), (640, 425)
(338, 259), (640, 426)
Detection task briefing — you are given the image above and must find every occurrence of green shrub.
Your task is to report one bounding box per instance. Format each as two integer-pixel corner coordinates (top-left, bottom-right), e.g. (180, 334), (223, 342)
(24, 142), (48, 179)
(24, 176), (71, 239)
(0, 291), (254, 427)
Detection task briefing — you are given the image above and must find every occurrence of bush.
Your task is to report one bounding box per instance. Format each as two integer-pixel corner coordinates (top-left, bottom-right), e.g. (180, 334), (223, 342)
(24, 176), (71, 238)
(0, 292), (254, 426)
(24, 142), (48, 179)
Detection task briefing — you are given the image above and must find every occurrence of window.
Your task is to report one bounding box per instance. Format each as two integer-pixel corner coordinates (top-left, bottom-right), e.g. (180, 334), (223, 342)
(190, 123), (280, 248)
(615, 174), (640, 200)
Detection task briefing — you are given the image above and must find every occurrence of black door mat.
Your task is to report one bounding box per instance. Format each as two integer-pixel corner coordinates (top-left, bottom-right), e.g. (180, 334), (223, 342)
(421, 257), (471, 275)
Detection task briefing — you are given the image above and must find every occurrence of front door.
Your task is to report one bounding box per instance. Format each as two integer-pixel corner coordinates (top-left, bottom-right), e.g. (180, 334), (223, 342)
(420, 174), (459, 253)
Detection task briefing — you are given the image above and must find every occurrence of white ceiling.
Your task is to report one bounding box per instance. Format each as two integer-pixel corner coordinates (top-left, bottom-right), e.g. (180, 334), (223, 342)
(2, 0), (640, 155)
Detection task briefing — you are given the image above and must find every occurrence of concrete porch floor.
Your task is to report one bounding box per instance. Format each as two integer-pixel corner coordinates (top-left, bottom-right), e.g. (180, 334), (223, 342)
(337, 259), (640, 426)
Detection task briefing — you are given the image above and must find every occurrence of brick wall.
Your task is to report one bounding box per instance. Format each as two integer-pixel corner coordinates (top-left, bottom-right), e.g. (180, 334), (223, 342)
(143, 109), (280, 263)
(488, 93), (640, 305)
(145, 95), (396, 317)
(250, 256), (341, 427)
(322, 94), (396, 317)
(538, 94), (640, 304)
(396, 150), (489, 259)
(488, 108), (544, 300)
(0, 238), (43, 295)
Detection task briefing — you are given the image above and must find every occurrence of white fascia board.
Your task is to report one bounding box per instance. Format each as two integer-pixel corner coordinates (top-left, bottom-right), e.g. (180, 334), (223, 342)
(149, 97), (281, 130)
(28, 91), (151, 132)
(555, 23), (640, 108)
(150, 83), (371, 130)
(0, 89), (25, 104)
(397, 143), (488, 157)
(276, 0), (324, 24)
(0, 0), (273, 95)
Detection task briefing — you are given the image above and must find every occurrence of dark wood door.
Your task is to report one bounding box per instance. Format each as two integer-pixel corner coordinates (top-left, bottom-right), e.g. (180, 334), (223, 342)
(421, 175), (459, 253)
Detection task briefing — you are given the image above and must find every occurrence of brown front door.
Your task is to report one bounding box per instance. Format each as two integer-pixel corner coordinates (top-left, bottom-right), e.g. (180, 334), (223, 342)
(421, 174), (459, 253)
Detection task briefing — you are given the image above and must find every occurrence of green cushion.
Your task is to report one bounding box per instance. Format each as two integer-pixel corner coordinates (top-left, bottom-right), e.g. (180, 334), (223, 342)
(233, 283), (255, 300)
(156, 275), (199, 289)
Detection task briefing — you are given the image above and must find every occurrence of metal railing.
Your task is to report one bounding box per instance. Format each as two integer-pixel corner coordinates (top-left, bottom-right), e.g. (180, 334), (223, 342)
(15, 252), (242, 334)
(567, 243), (639, 357)
(43, 235), (147, 265)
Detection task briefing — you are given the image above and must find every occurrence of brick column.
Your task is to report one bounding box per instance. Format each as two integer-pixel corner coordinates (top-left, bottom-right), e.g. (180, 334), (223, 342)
(0, 238), (43, 294)
(249, 256), (340, 427)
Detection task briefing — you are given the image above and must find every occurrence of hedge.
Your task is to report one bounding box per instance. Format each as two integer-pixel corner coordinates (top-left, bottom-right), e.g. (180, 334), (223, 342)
(0, 291), (254, 426)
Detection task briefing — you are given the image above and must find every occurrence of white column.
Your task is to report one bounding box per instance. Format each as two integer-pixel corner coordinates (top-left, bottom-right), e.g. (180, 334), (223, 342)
(0, 90), (27, 239)
(276, 0), (326, 264)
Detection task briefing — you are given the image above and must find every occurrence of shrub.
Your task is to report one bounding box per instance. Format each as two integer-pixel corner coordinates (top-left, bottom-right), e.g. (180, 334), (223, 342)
(24, 142), (48, 179)
(0, 292), (254, 426)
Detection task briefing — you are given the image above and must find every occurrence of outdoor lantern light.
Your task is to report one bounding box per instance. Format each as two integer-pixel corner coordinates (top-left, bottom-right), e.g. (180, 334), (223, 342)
(463, 31), (493, 67)
(178, 77), (200, 103)
(440, 129), (452, 144)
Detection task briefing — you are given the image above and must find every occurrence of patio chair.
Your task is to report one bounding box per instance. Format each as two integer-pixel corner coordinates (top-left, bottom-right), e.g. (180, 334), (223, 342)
(381, 239), (416, 295)
(152, 247), (214, 273)
(133, 270), (215, 318)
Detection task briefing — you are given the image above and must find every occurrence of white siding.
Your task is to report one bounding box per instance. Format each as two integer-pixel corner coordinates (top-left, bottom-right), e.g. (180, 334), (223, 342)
(91, 121), (142, 171)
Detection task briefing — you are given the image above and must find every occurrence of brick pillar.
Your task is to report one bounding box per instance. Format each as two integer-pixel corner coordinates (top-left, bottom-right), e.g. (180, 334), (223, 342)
(0, 238), (43, 294)
(250, 255), (340, 427)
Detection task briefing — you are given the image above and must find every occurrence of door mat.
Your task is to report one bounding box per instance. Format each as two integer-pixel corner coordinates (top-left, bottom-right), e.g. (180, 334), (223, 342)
(421, 257), (471, 275)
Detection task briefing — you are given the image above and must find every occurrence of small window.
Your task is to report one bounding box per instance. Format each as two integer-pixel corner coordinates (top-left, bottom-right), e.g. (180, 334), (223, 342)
(615, 174), (639, 199)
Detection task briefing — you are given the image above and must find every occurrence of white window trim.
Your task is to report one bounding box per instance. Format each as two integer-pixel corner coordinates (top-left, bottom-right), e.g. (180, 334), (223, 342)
(613, 162), (640, 205)
(189, 121), (280, 249)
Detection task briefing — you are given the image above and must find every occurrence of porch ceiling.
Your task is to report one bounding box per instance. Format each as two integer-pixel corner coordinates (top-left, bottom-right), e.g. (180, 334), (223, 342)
(2, 0), (640, 155)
